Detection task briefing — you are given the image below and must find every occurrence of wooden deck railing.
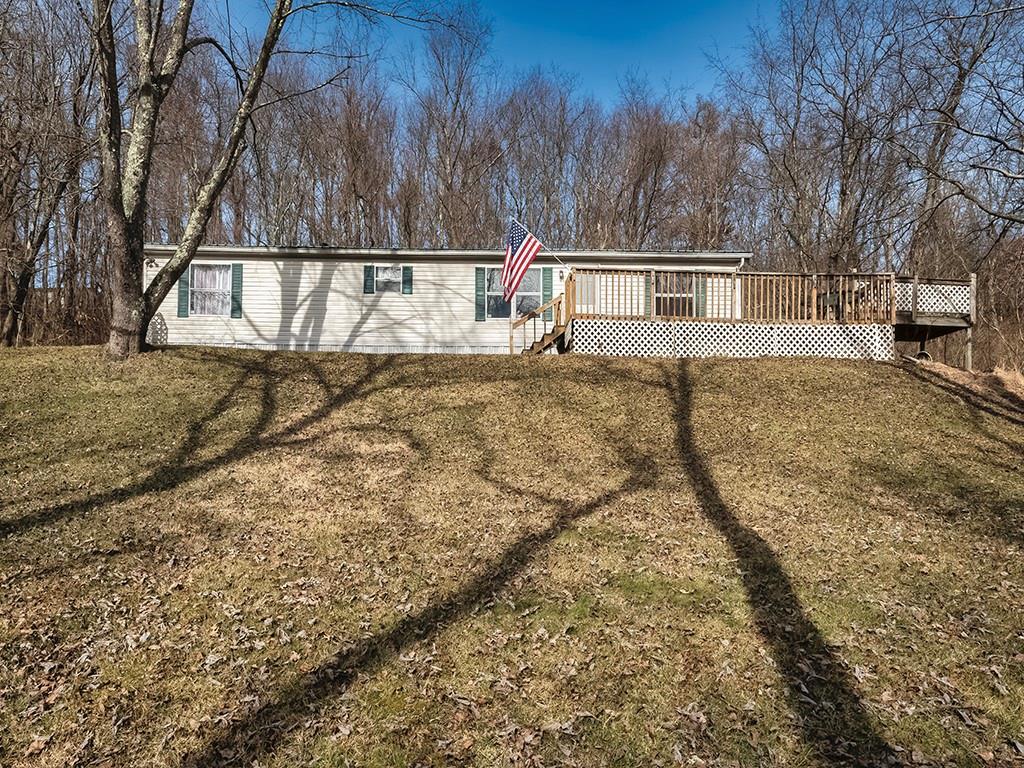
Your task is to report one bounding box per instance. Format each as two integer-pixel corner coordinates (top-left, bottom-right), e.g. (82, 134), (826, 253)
(569, 269), (898, 325)
(740, 272), (896, 324)
(894, 275), (974, 319)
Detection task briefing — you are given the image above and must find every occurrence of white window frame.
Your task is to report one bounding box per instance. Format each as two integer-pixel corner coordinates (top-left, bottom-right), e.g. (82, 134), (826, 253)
(374, 264), (404, 294)
(190, 262), (233, 317)
(485, 266), (541, 320)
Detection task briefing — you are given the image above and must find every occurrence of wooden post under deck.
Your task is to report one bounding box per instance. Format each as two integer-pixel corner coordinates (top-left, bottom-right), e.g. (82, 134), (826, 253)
(966, 272), (977, 371)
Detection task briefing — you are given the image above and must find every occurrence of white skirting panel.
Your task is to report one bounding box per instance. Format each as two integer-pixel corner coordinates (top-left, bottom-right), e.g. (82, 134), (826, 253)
(572, 320), (895, 361)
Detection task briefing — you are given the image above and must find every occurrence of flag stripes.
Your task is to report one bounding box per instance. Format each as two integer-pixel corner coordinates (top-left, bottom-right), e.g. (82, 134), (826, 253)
(501, 220), (544, 301)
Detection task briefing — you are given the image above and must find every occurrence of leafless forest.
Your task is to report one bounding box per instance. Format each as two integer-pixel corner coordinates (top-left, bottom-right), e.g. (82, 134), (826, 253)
(1, 0), (1022, 366)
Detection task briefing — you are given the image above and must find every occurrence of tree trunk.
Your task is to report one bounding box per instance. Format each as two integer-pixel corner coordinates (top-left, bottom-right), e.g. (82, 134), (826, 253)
(105, 225), (149, 358)
(0, 250), (9, 335)
(1, 259), (33, 347)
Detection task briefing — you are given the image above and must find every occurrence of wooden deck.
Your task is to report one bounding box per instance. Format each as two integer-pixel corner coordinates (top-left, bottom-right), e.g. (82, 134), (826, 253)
(569, 269), (902, 325)
(510, 268), (977, 364)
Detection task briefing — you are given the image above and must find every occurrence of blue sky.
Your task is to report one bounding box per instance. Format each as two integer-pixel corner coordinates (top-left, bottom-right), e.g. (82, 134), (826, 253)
(475, 0), (778, 102)
(229, 0), (780, 105)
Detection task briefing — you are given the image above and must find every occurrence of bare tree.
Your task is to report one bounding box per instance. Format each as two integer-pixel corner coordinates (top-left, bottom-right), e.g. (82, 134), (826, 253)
(730, 0), (918, 272)
(89, 0), (296, 357)
(901, 0), (1003, 271)
(90, 0), (439, 357)
(910, 2), (1024, 228)
(0, 0), (92, 346)
(400, 7), (506, 248)
(675, 99), (747, 250)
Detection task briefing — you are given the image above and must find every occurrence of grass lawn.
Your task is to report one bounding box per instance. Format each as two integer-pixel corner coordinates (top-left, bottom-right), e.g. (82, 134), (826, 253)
(2, 347), (1023, 767)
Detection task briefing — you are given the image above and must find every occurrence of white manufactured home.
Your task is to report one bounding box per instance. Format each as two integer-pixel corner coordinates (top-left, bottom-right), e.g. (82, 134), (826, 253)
(145, 244), (976, 363)
(144, 245), (748, 355)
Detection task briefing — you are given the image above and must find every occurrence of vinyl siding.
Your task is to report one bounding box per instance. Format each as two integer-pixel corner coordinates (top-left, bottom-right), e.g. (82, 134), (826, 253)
(145, 257), (740, 353)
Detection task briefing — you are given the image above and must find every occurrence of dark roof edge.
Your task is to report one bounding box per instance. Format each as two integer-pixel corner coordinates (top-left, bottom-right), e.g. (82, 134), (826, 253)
(144, 244), (750, 265)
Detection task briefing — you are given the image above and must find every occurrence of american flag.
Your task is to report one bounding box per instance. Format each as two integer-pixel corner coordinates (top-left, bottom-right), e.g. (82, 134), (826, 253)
(501, 219), (543, 301)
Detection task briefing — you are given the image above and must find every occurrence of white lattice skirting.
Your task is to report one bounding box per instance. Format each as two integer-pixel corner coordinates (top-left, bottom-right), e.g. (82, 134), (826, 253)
(572, 320), (895, 360)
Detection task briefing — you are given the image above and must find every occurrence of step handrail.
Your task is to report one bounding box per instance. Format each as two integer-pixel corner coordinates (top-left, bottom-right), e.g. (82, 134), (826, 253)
(509, 294), (564, 354)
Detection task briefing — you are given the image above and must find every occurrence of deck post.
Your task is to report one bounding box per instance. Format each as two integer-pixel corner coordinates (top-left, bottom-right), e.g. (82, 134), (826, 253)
(966, 272), (976, 372)
(650, 269), (656, 320)
(811, 275), (818, 323)
(890, 273), (897, 324)
(969, 272), (977, 326)
(731, 272), (738, 322)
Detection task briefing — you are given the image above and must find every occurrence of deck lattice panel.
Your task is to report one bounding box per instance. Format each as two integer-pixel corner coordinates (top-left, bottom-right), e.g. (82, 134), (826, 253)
(573, 320), (895, 360)
(894, 282), (971, 314)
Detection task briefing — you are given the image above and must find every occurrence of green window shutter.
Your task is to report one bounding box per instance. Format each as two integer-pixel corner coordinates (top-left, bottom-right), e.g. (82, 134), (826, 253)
(363, 265), (375, 294)
(402, 266), (413, 295)
(542, 267), (553, 320)
(230, 263), (243, 318)
(644, 272), (652, 319)
(474, 267), (486, 321)
(177, 268), (190, 318)
(695, 275), (708, 318)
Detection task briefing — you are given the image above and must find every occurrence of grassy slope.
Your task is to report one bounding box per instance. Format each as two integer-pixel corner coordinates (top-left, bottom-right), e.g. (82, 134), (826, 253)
(1, 347), (1022, 767)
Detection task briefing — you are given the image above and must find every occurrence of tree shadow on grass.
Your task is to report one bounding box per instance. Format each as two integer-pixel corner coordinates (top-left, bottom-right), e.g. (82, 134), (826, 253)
(859, 452), (1024, 548)
(0, 350), (624, 543)
(992, 379), (1024, 413)
(180, 443), (657, 767)
(0, 351), (399, 541)
(900, 362), (1024, 430)
(667, 359), (898, 766)
(853, 367), (1024, 548)
(894, 363), (1024, 475)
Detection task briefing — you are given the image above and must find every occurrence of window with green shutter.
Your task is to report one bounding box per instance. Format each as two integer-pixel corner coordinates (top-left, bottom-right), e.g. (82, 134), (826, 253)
(480, 267), (542, 319)
(230, 263), (243, 318)
(177, 268), (190, 318)
(474, 267), (486, 321)
(402, 266), (413, 294)
(654, 271), (706, 318)
(363, 265), (375, 294)
(542, 267), (553, 320)
(190, 264), (232, 316)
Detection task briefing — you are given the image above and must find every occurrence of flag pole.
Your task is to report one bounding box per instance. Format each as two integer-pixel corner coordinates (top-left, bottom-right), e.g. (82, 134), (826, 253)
(506, 220), (515, 355)
(509, 288), (514, 355)
(512, 217), (566, 267)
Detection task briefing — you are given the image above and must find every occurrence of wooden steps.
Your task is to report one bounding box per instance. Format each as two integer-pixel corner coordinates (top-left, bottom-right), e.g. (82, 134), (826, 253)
(524, 325), (566, 355)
